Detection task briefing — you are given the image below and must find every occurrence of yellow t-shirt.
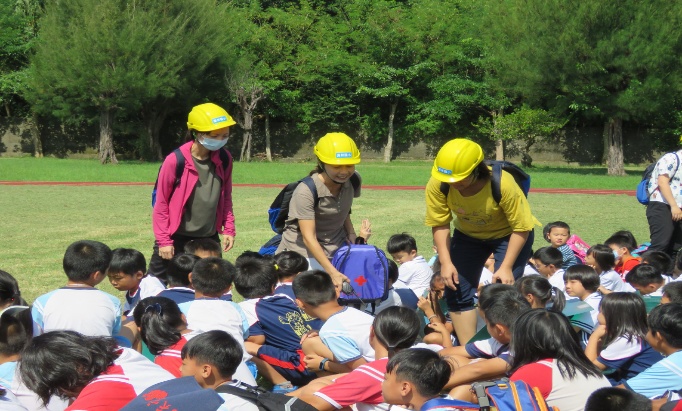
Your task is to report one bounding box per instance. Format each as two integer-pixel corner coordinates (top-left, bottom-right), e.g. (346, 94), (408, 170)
(424, 170), (539, 240)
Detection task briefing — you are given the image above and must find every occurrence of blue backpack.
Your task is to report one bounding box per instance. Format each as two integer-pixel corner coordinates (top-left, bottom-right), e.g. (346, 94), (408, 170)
(151, 148), (230, 207)
(422, 379), (556, 411)
(439, 160), (531, 203)
(636, 153), (680, 205)
(331, 244), (389, 306)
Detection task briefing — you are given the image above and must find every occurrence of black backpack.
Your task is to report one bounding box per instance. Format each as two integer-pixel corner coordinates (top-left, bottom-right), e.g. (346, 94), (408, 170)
(439, 160), (530, 203)
(215, 382), (317, 411)
(151, 148), (230, 207)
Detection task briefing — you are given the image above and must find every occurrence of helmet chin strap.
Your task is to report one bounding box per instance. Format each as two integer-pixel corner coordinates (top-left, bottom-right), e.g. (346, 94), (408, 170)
(320, 163), (344, 185)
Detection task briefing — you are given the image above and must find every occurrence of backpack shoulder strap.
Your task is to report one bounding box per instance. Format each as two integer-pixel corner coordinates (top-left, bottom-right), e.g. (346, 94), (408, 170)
(439, 182), (450, 197)
(218, 148), (231, 171)
(172, 148), (184, 188)
(214, 383), (260, 403)
(490, 162), (503, 204)
(301, 176), (319, 207)
(350, 172), (361, 191)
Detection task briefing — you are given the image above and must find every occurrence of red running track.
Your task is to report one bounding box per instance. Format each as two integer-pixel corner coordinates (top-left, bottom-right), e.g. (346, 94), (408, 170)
(0, 181), (635, 196)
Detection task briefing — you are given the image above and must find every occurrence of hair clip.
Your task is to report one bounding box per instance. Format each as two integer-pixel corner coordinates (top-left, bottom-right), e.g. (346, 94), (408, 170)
(144, 303), (163, 315)
(274, 264), (279, 270)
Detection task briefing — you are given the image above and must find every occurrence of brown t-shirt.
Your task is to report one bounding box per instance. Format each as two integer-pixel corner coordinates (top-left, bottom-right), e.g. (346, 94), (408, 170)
(276, 173), (361, 259)
(176, 156), (221, 237)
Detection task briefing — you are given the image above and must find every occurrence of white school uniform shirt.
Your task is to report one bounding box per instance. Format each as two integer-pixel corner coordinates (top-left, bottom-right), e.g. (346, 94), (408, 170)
(123, 275), (166, 314)
(320, 307), (375, 363)
(397, 256), (433, 297)
(217, 381), (259, 411)
(479, 267), (494, 286)
(32, 286), (121, 337)
(599, 270), (629, 292)
(548, 269), (566, 291)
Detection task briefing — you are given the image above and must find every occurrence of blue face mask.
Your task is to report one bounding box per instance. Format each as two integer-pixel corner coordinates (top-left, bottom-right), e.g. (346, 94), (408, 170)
(612, 249), (620, 259)
(199, 136), (228, 151)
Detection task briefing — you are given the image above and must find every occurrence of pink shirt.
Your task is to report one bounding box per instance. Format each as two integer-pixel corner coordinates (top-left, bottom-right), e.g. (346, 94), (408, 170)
(152, 141), (235, 246)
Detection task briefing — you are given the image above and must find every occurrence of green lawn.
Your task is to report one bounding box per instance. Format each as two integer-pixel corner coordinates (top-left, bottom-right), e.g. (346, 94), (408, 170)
(0, 157), (644, 189)
(1, 183), (648, 303)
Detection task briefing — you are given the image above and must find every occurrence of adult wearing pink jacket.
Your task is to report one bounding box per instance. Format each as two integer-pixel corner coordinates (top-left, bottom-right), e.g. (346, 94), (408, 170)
(149, 103), (236, 282)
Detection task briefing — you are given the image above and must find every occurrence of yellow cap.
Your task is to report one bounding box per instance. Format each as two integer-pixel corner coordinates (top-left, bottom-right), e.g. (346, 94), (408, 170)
(431, 139), (484, 183)
(187, 103), (236, 132)
(314, 133), (361, 165)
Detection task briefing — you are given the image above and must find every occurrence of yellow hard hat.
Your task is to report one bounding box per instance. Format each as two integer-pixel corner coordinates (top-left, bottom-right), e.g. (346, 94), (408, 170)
(187, 103), (236, 132)
(314, 133), (361, 165)
(431, 138), (484, 183)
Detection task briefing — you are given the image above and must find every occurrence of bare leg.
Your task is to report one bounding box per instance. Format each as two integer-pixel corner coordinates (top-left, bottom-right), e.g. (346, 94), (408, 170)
(450, 310), (478, 345)
(250, 357), (288, 385)
(449, 384), (474, 402)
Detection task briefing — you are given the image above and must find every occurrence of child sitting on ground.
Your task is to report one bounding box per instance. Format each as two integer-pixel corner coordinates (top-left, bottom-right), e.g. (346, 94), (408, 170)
(515, 275), (566, 312)
(294, 306), (421, 411)
(387, 233), (433, 296)
(177, 257), (250, 360)
(625, 264), (672, 297)
(157, 253), (200, 305)
(640, 250), (673, 276)
(273, 251), (309, 299)
(381, 348), (452, 411)
(619, 303), (682, 399)
(584, 293), (663, 385)
(585, 244), (632, 294)
(107, 248), (165, 315)
(532, 247), (566, 292)
(368, 260), (419, 315)
(293, 270), (375, 374)
(32, 240), (122, 338)
(184, 238), (222, 259)
(416, 272), (452, 345)
(564, 265), (603, 347)
(440, 286), (532, 397)
(179, 330), (258, 411)
(606, 233), (642, 278)
(543, 221), (579, 269)
(662, 282), (682, 304)
(0, 270), (26, 312)
(234, 254), (317, 391)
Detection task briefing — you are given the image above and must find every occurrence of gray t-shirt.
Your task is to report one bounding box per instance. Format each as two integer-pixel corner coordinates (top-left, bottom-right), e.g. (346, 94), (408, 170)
(176, 156), (221, 237)
(276, 173), (360, 259)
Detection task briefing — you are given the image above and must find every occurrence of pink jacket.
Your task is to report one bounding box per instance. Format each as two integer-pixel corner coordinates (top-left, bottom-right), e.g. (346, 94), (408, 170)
(152, 141), (235, 247)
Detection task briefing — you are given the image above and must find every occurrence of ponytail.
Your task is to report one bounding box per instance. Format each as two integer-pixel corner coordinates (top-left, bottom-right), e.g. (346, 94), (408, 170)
(547, 286), (566, 313)
(132, 297), (185, 355)
(372, 307), (420, 359)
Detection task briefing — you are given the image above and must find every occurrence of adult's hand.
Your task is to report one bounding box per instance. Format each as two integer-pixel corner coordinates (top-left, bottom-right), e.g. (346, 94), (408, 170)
(492, 265), (514, 285)
(672, 206), (682, 222)
(223, 234), (235, 252)
(159, 245), (174, 260)
(441, 261), (459, 290)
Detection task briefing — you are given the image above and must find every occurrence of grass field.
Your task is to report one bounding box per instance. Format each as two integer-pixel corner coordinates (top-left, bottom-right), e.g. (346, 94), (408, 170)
(0, 157), (645, 188)
(0, 182), (648, 303)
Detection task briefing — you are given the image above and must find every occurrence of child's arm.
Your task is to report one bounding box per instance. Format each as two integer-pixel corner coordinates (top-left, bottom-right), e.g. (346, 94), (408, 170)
(304, 353), (364, 374)
(443, 358), (509, 389)
(428, 322), (453, 349)
(584, 325), (608, 370)
(246, 335), (266, 345)
(417, 296), (441, 324)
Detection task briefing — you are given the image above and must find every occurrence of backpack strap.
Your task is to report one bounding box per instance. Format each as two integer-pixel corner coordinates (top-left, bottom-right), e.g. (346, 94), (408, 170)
(300, 176), (319, 207)
(217, 148), (231, 172)
(214, 383), (260, 403)
(489, 162), (503, 204)
(172, 148), (184, 187)
(439, 182), (450, 197)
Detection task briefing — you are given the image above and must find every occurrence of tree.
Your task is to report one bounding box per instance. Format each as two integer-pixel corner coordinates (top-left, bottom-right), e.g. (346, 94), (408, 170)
(481, 0), (682, 175)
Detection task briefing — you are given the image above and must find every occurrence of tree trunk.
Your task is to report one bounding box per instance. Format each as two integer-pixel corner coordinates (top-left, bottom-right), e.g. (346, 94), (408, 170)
(384, 101), (398, 163)
(240, 109), (252, 162)
(30, 111), (43, 158)
(602, 122), (609, 165)
(143, 104), (167, 160)
(98, 107), (118, 164)
(492, 109), (504, 160)
(265, 112), (272, 162)
(4, 102), (9, 117)
(605, 117), (625, 176)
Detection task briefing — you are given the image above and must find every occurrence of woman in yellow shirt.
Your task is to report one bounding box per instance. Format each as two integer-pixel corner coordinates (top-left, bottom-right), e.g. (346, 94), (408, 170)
(425, 139), (537, 343)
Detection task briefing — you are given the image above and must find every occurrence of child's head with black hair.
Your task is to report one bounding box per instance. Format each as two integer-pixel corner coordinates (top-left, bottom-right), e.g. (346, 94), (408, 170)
(234, 253), (278, 299)
(478, 283), (515, 310)
(180, 330), (243, 388)
(0, 270), (25, 309)
(611, 231), (638, 250)
(585, 244), (616, 273)
(132, 297), (186, 356)
(564, 265), (600, 299)
(532, 247), (563, 279)
(63, 240), (112, 285)
(292, 270), (337, 315)
(371, 306), (420, 358)
(167, 253), (200, 288)
(274, 251), (308, 283)
(106, 248), (146, 293)
(480, 288), (531, 344)
(543, 221), (571, 248)
(625, 264), (665, 295)
(585, 387), (652, 411)
(605, 232), (637, 264)
(515, 275), (566, 312)
(190, 257), (235, 297)
(675, 251), (682, 278)
(387, 233), (419, 265)
(0, 307), (33, 358)
(641, 250), (672, 275)
(382, 348), (452, 410)
(19, 331), (119, 405)
(599, 292), (648, 348)
(662, 281), (682, 304)
(184, 238), (222, 259)
(647, 303), (682, 353)
(387, 260), (399, 286)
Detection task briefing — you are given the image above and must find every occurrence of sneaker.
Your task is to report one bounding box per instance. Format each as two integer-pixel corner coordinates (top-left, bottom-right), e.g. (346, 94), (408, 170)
(271, 381), (298, 394)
